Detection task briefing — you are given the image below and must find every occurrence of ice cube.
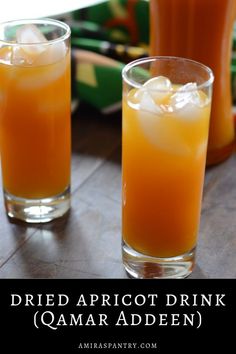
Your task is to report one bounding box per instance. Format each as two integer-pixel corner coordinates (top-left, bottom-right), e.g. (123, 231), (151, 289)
(11, 24), (67, 66)
(16, 24), (47, 57)
(143, 76), (172, 91)
(137, 107), (190, 155)
(37, 41), (67, 66)
(17, 56), (68, 90)
(170, 83), (199, 110)
(139, 89), (162, 114)
(143, 76), (172, 104)
(135, 88), (190, 155)
(51, 41), (66, 62)
(134, 76), (173, 114)
(169, 83), (210, 121)
(132, 80), (207, 155)
(170, 83), (209, 108)
(17, 24), (47, 45)
(11, 24), (47, 65)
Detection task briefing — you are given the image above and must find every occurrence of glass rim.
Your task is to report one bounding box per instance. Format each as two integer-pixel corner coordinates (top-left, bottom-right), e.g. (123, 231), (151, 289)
(122, 56), (214, 92)
(0, 18), (71, 47)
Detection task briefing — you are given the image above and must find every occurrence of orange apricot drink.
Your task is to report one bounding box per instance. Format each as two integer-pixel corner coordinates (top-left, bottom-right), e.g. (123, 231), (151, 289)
(123, 84), (210, 257)
(0, 48), (71, 199)
(150, 0), (236, 165)
(122, 57), (213, 278)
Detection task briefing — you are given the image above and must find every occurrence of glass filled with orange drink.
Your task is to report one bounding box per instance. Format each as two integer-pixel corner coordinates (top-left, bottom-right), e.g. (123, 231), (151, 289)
(122, 56), (214, 278)
(0, 19), (71, 223)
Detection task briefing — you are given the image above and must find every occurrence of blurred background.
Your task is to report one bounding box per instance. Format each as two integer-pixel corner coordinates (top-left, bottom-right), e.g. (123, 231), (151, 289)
(2, 0), (236, 115)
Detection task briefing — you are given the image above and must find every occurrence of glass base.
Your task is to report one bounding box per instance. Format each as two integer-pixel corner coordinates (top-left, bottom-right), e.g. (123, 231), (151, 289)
(4, 187), (70, 223)
(122, 241), (195, 279)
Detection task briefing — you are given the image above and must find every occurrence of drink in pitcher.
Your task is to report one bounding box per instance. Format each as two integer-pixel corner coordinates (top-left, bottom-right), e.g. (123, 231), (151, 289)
(150, 0), (236, 165)
(122, 57), (214, 278)
(0, 19), (71, 222)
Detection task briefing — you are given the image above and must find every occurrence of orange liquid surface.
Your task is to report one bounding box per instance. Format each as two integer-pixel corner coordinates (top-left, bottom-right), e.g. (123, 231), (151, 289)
(150, 0), (236, 164)
(122, 89), (210, 258)
(0, 49), (71, 199)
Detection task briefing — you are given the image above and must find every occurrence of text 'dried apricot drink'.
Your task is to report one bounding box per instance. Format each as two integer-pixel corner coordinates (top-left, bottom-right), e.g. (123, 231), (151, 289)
(0, 19), (71, 223)
(122, 57), (214, 278)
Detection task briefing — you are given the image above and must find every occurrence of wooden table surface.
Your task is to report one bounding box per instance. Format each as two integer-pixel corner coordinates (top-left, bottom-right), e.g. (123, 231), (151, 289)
(0, 104), (235, 279)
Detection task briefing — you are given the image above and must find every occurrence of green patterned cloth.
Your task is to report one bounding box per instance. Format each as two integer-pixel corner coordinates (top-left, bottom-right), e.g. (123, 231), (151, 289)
(70, 0), (148, 113)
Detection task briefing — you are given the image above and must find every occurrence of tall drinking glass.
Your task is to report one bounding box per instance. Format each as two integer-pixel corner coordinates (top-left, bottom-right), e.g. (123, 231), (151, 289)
(122, 56), (214, 278)
(0, 19), (71, 223)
